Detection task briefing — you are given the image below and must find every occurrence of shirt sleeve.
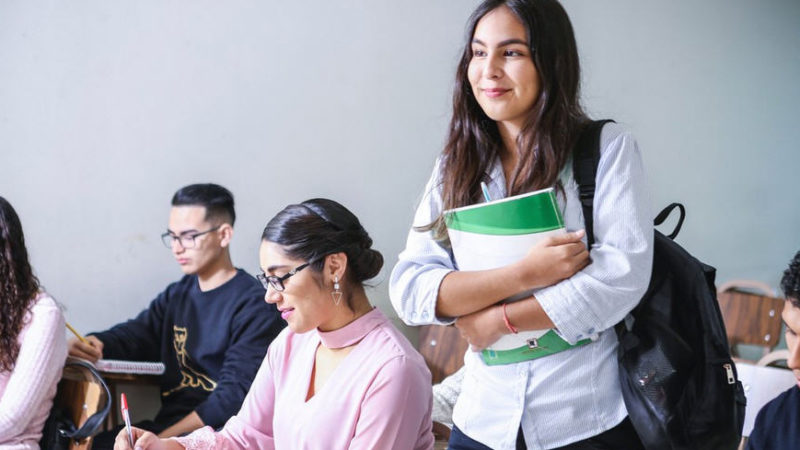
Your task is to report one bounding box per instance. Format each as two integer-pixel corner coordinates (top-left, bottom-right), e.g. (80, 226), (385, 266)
(348, 356), (434, 450)
(0, 295), (67, 437)
(389, 158), (457, 326)
(194, 296), (284, 427)
(91, 288), (169, 361)
(535, 125), (654, 344)
(174, 346), (277, 450)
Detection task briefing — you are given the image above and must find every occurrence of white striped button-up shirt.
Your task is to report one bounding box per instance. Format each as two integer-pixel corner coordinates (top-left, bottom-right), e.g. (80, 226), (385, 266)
(390, 122), (654, 450)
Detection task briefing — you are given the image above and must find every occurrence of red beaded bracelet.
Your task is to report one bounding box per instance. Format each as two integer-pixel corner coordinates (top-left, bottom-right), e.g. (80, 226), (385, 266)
(502, 303), (518, 334)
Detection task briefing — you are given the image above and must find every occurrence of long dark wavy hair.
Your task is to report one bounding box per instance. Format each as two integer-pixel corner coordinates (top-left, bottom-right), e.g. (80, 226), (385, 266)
(427, 0), (588, 240)
(0, 197), (41, 372)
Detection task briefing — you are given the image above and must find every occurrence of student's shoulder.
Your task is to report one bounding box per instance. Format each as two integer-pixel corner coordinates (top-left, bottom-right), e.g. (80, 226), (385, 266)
(220, 269), (277, 317)
(597, 121), (637, 154)
(30, 291), (65, 322)
(760, 386), (800, 420)
(224, 268), (260, 288)
(227, 269), (267, 299)
(32, 291), (61, 311)
(267, 326), (309, 364)
(150, 274), (198, 305)
(750, 385), (800, 445)
(366, 310), (430, 376)
(163, 273), (197, 292)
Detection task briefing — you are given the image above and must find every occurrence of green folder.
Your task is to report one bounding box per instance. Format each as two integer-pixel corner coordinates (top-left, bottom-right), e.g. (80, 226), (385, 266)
(444, 188), (590, 365)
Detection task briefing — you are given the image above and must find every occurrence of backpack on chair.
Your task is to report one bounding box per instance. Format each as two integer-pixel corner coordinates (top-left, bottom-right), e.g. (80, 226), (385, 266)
(40, 358), (111, 450)
(572, 120), (747, 450)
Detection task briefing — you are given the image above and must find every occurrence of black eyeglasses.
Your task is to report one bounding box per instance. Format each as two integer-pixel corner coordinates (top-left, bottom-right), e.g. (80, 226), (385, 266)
(257, 262), (311, 292)
(161, 226), (220, 249)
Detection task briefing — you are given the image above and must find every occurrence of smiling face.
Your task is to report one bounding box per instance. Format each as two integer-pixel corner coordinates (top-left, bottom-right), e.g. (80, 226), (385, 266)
(467, 5), (540, 131)
(782, 299), (800, 387)
(167, 206), (229, 277)
(259, 240), (337, 334)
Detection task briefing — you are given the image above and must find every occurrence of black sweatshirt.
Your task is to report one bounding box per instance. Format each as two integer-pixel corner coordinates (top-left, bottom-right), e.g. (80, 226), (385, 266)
(92, 269), (284, 428)
(747, 386), (800, 450)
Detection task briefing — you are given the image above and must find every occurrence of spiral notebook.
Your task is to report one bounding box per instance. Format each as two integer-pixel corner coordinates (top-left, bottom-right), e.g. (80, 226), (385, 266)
(95, 359), (165, 375)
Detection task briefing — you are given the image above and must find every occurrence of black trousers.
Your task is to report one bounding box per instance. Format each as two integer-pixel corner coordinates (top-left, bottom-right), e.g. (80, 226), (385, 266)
(449, 417), (645, 450)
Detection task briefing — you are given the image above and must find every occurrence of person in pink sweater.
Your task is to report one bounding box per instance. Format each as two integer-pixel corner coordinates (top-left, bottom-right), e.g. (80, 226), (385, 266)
(115, 198), (434, 450)
(0, 196), (68, 449)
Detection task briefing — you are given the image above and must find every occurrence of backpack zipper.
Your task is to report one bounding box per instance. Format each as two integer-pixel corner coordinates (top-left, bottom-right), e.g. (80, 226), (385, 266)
(723, 363), (735, 384)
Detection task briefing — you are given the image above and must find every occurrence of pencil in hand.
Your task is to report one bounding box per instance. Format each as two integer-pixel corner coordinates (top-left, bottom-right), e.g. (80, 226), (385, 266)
(65, 321), (88, 344)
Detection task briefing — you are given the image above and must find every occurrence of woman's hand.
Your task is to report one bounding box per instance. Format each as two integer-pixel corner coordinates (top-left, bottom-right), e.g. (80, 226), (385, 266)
(513, 230), (590, 290)
(455, 305), (506, 351)
(114, 427), (176, 450)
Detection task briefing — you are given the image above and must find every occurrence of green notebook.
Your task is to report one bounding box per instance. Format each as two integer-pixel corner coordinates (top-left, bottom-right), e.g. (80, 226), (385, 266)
(444, 188), (590, 365)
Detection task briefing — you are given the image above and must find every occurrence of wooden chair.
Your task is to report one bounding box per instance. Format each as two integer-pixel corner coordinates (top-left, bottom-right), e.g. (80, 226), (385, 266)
(45, 358), (111, 450)
(756, 349), (790, 368)
(418, 325), (470, 384)
(717, 280), (785, 363)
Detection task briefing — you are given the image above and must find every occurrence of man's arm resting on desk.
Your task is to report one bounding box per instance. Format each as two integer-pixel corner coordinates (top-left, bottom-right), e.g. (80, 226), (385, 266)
(158, 411), (204, 438)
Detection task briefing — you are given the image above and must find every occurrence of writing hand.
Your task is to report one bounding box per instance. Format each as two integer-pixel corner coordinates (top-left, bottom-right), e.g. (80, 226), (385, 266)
(114, 427), (176, 450)
(67, 335), (104, 362)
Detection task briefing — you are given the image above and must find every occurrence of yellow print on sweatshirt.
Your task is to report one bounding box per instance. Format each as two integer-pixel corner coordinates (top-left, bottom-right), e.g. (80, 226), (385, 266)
(163, 326), (217, 396)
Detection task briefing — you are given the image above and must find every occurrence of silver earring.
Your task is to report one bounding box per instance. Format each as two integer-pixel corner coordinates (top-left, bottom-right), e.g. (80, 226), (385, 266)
(331, 275), (342, 306)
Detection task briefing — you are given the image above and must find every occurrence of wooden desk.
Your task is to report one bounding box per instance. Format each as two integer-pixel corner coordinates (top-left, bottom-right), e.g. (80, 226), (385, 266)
(418, 325), (469, 384)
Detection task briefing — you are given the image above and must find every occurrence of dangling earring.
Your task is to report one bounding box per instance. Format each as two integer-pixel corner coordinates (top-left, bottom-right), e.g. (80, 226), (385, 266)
(331, 275), (342, 306)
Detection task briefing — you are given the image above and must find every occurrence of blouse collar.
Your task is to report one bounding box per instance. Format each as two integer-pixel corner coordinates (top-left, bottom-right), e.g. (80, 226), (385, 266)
(317, 307), (384, 349)
(485, 157), (507, 199)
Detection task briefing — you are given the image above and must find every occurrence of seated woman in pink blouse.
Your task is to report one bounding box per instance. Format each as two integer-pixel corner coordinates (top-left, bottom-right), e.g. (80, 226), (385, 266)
(0, 196), (68, 448)
(117, 198), (434, 450)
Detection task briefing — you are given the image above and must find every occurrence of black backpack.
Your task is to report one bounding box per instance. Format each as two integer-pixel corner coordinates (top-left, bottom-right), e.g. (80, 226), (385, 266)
(572, 120), (747, 450)
(39, 359), (111, 450)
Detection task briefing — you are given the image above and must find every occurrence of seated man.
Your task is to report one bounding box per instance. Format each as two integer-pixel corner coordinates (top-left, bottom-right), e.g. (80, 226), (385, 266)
(68, 183), (284, 449)
(747, 249), (800, 450)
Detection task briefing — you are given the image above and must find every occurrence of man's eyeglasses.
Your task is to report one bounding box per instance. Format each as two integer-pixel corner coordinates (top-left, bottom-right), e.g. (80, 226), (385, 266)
(257, 262), (312, 292)
(161, 226), (220, 249)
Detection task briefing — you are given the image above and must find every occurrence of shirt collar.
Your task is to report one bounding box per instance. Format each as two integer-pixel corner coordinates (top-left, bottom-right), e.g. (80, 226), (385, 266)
(485, 157), (507, 199)
(317, 307), (384, 349)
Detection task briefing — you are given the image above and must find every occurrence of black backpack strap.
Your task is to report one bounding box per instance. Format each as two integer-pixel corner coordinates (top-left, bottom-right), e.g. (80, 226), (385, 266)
(61, 360), (112, 441)
(572, 119), (614, 247)
(654, 202), (685, 240)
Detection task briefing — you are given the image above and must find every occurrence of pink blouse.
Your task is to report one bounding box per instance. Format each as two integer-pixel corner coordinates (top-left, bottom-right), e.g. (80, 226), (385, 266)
(0, 293), (67, 449)
(175, 307), (434, 450)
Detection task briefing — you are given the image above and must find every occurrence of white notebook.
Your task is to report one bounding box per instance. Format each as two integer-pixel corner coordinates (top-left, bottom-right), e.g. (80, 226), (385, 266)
(95, 359), (165, 375)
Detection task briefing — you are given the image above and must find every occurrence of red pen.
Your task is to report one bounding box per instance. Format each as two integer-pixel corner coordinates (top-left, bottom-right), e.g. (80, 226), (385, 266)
(121, 393), (134, 448)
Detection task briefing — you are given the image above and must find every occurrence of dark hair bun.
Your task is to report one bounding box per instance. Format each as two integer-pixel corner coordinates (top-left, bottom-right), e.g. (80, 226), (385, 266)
(350, 248), (383, 283)
(262, 198), (383, 284)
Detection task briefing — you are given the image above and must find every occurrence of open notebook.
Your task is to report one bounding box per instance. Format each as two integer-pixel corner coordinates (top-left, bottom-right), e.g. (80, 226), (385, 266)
(94, 359), (165, 375)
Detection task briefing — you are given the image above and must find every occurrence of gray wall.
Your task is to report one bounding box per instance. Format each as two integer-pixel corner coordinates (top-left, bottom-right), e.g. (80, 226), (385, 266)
(2, 0), (799, 344)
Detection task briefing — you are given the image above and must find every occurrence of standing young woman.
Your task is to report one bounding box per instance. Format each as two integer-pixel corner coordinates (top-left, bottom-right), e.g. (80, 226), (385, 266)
(117, 198), (434, 450)
(0, 197), (67, 448)
(390, 1), (653, 449)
